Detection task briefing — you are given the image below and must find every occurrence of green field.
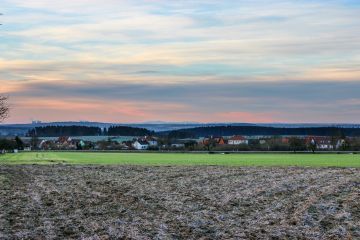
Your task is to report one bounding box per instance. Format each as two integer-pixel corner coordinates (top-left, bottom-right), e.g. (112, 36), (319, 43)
(0, 152), (359, 167)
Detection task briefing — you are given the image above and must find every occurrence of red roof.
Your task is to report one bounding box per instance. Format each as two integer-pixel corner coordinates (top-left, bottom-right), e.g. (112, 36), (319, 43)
(57, 136), (71, 143)
(229, 135), (246, 141)
(305, 136), (331, 144)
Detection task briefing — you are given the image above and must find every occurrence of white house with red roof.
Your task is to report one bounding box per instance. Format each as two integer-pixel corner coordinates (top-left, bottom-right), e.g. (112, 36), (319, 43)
(228, 135), (248, 145)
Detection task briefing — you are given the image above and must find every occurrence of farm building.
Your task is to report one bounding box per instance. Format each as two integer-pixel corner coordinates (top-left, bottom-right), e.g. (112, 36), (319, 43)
(145, 136), (158, 147)
(133, 140), (149, 150)
(202, 136), (226, 145)
(170, 141), (185, 148)
(228, 136), (249, 145)
(305, 137), (333, 150)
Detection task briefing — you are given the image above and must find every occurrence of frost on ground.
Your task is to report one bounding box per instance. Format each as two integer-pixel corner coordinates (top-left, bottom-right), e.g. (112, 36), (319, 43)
(0, 165), (359, 240)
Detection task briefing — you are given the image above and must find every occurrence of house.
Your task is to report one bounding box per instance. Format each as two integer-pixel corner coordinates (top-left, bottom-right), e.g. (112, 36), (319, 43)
(119, 143), (130, 150)
(228, 136), (248, 145)
(145, 136), (158, 147)
(259, 139), (267, 145)
(56, 136), (77, 150)
(57, 136), (72, 144)
(170, 141), (185, 148)
(215, 137), (226, 145)
(336, 139), (347, 149)
(202, 136), (226, 146)
(39, 140), (51, 150)
(281, 137), (290, 144)
(122, 141), (134, 149)
(23, 147), (31, 151)
(305, 136), (333, 150)
(133, 140), (149, 150)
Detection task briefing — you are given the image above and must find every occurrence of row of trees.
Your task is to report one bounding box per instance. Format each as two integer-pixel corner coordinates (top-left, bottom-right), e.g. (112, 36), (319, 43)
(26, 125), (155, 137)
(0, 136), (24, 151)
(106, 126), (154, 136)
(27, 126), (102, 137)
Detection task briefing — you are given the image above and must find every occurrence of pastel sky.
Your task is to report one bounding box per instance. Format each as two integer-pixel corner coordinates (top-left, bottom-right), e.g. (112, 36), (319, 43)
(1, 0), (360, 123)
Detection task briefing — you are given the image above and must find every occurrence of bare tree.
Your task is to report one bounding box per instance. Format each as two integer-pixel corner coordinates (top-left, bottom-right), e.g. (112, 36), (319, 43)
(0, 96), (9, 122)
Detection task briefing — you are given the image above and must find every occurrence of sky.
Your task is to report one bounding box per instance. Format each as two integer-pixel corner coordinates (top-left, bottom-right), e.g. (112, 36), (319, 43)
(0, 0), (360, 123)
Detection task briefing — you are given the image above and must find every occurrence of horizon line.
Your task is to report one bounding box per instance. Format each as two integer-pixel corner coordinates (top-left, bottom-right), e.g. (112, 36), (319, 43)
(2, 121), (360, 125)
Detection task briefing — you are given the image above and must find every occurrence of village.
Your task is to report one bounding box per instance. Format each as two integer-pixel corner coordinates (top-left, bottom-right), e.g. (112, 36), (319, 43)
(1, 134), (357, 153)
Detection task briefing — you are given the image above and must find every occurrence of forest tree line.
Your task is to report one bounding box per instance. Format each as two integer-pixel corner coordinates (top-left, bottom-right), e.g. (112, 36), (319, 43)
(26, 125), (154, 137)
(22, 125), (360, 138)
(164, 126), (360, 138)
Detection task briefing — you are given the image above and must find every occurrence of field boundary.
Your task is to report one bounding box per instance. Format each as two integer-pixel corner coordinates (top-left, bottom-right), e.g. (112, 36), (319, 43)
(18, 150), (360, 154)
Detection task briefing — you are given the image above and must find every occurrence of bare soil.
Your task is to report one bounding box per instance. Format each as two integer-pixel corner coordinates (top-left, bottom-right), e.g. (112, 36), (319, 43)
(0, 165), (359, 239)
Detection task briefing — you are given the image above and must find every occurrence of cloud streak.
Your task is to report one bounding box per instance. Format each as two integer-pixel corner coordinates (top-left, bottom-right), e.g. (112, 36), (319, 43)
(3, 80), (360, 123)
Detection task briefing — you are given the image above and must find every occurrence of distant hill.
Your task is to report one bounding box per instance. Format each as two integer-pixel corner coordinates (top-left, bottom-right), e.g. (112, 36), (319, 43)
(1, 121), (360, 136)
(26, 125), (154, 137)
(164, 126), (360, 137)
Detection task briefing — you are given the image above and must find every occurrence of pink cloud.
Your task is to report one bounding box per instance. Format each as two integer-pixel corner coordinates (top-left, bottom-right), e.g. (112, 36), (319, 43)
(4, 97), (192, 123)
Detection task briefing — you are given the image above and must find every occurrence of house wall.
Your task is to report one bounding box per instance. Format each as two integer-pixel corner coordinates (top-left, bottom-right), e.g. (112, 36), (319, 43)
(148, 141), (158, 146)
(228, 140), (249, 145)
(133, 142), (149, 150)
(171, 144), (185, 148)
